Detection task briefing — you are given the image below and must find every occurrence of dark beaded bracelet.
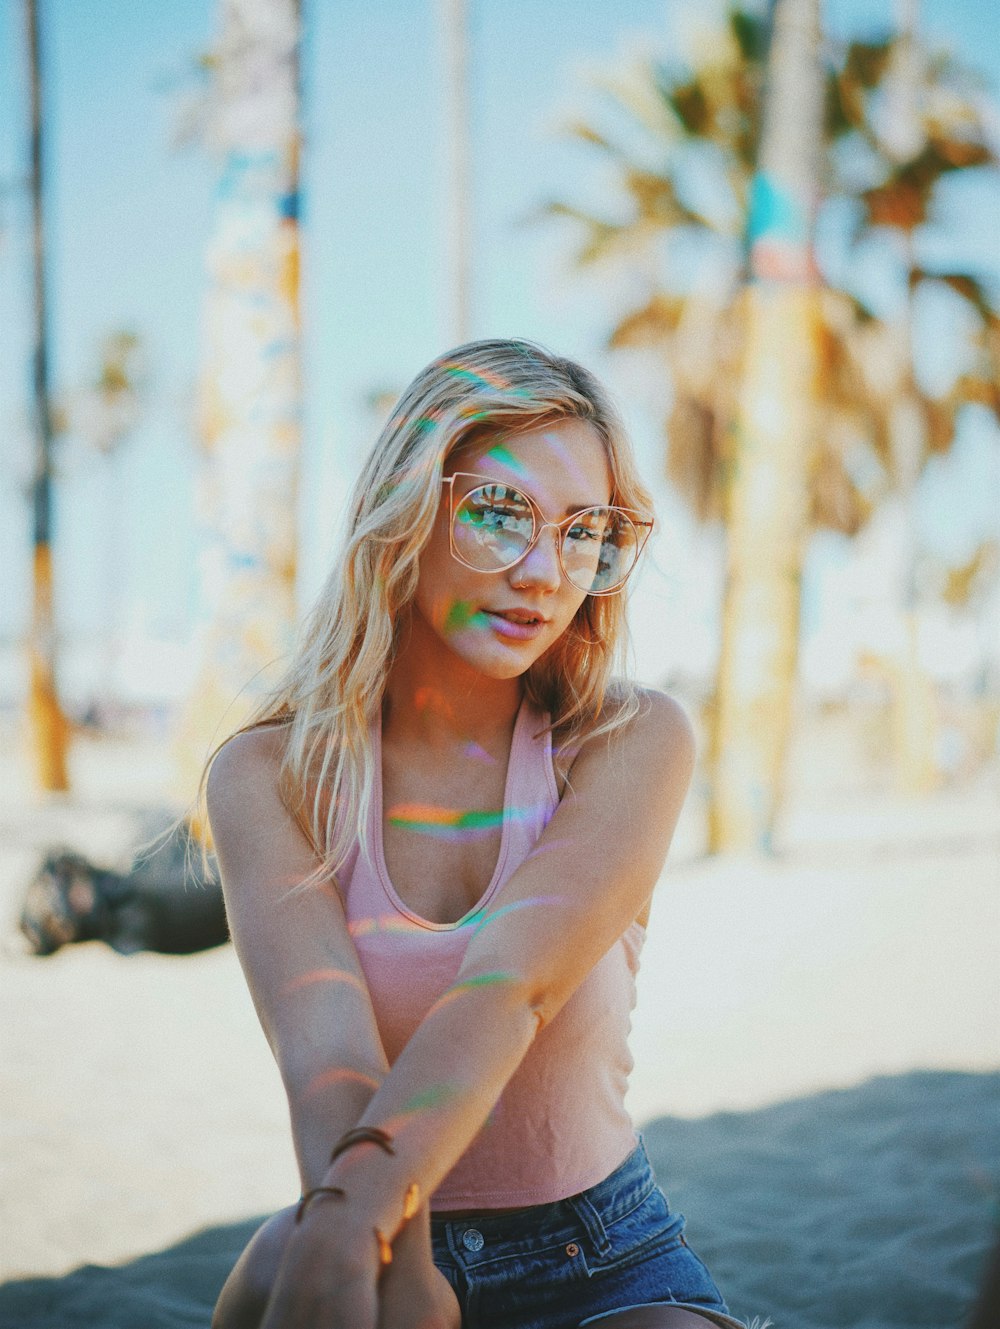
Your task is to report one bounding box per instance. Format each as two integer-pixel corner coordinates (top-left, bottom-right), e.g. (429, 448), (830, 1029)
(329, 1125), (396, 1166)
(294, 1185), (346, 1225)
(295, 1187), (393, 1267)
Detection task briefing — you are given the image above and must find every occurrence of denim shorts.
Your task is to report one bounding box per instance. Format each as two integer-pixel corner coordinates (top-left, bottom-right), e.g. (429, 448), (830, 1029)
(430, 1136), (744, 1329)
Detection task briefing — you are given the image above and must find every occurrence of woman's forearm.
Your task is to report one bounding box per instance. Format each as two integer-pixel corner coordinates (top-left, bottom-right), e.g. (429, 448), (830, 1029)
(287, 1063), (385, 1188)
(277, 992), (392, 1188)
(316, 979), (539, 1242)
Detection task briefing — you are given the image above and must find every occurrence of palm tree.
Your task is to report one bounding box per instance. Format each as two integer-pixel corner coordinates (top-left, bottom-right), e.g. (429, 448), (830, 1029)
(173, 0), (304, 821)
(826, 2), (1000, 791)
(545, 4), (1000, 848)
(438, 0), (472, 342)
(710, 0), (824, 852)
(24, 0), (69, 792)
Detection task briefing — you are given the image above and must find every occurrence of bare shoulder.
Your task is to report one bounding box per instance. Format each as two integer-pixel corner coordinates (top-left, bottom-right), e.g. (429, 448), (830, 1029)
(571, 686), (696, 785)
(205, 724), (297, 844)
(630, 686), (697, 764)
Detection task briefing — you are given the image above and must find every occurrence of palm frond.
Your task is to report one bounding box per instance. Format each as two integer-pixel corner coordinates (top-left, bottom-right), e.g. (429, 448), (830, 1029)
(923, 393), (958, 454)
(564, 120), (619, 153)
(539, 200), (642, 267)
(926, 131), (993, 172)
(910, 269), (999, 323)
(729, 7), (771, 66)
(844, 36), (894, 90)
(665, 76), (711, 137)
(808, 443), (872, 536)
(608, 294), (688, 346)
(623, 167), (713, 229)
(942, 540), (999, 606)
(953, 372), (1000, 424)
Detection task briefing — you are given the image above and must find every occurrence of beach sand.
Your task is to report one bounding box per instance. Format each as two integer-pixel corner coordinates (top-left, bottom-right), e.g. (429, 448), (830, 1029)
(1, 703), (998, 1327)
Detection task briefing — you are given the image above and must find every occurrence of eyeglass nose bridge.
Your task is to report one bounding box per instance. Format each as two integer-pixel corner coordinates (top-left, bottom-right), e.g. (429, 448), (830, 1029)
(533, 518), (569, 545)
(511, 518), (565, 578)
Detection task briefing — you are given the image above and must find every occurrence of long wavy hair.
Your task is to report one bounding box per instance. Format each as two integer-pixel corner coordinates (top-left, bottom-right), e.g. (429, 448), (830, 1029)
(194, 338), (654, 892)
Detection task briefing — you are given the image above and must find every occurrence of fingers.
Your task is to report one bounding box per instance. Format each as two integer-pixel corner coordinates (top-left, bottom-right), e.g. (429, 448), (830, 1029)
(213, 1206), (298, 1329)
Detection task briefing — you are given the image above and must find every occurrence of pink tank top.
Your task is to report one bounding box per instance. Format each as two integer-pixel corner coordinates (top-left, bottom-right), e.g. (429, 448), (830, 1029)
(342, 694), (644, 1208)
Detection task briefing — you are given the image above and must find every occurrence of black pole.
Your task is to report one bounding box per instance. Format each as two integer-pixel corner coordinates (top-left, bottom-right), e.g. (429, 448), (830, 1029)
(27, 0), (53, 545)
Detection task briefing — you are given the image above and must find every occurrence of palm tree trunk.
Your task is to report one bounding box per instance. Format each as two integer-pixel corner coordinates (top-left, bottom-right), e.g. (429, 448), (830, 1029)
(887, 0), (940, 792)
(708, 0), (823, 852)
(173, 0), (303, 817)
(25, 0), (69, 792)
(438, 0), (472, 343)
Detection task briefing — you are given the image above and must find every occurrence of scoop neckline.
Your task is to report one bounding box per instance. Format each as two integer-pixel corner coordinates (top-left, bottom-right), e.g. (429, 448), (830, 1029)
(371, 694), (530, 932)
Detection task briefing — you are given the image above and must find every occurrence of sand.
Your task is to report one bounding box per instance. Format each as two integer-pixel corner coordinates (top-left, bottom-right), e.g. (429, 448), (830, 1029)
(1, 705), (998, 1327)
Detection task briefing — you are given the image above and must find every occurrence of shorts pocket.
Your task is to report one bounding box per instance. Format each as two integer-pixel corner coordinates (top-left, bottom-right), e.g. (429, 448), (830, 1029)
(587, 1184), (685, 1274)
(589, 1223), (729, 1310)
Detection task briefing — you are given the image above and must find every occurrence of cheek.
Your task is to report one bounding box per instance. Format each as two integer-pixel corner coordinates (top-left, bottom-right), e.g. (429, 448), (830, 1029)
(433, 595), (492, 639)
(414, 540), (490, 639)
(557, 589), (601, 652)
(550, 606), (584, 647)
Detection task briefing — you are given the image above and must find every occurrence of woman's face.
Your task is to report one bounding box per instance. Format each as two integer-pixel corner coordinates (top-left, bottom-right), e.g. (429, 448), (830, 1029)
(409, 417), (613, 682)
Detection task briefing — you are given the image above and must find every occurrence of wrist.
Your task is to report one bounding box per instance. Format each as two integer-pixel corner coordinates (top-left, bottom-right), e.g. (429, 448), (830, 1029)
(293, 1190), (397, 1279)
(320, 1127), (421, 1248)
(388, 1198), (432, 1253)
(320, 1164), (419, 1249)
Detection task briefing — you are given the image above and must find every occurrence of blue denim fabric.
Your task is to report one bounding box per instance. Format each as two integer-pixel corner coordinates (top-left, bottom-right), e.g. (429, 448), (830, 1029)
(430, 1137), (744, 1329)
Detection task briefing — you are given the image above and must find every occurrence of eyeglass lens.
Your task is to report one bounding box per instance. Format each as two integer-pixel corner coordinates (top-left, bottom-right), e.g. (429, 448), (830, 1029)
(453, 483), (641, 593)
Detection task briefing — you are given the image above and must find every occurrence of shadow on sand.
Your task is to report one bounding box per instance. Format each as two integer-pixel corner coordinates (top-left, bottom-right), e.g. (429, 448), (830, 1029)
(0, 1216), (255, 1329)
(1, 1070), (997, 1329)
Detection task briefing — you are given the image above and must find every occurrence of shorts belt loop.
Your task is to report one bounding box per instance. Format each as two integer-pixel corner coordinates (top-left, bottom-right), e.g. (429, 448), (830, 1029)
(566, 1193), (612, 1258)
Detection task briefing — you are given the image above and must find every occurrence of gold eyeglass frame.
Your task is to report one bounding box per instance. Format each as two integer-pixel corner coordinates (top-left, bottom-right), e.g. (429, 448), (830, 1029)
(441, 472), (654, 596)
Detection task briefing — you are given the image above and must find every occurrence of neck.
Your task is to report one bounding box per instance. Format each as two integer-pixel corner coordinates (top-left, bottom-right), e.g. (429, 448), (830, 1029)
(383, 609), (524, 748)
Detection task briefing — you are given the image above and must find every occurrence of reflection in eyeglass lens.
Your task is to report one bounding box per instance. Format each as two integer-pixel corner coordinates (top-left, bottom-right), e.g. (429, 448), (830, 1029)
(563, 509), (638, 592)
(453, 483), (641, 591)
(455, 486), (535, 568)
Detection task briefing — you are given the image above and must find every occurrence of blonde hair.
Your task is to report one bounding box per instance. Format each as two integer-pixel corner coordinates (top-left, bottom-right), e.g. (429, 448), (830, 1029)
(196, 338), (654, 891)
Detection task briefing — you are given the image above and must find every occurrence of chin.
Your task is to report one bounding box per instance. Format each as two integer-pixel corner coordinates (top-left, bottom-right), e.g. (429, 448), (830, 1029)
(447, 630), (548, 681)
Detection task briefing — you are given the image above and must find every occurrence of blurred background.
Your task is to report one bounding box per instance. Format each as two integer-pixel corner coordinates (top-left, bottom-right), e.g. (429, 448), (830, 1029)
(1, 0), (999, 801)
(1, 2), (998, 1327)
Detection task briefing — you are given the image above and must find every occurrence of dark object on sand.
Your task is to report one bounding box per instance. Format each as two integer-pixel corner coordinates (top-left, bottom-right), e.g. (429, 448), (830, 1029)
(966, 1232), (1000, 1329)
(19, 817), (229, 956)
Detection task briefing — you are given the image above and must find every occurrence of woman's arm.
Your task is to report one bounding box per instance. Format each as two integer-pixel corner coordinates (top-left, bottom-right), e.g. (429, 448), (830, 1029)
(207, 729), (460, 1329)
(305, 690), (696, 1252)
(206, 727), (390, 1186)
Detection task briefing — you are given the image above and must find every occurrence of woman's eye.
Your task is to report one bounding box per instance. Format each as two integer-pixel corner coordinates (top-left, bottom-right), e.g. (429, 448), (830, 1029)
(567, 523), (602, 542)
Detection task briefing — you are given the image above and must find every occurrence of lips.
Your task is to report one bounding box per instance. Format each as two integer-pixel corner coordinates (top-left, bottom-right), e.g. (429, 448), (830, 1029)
(488, 609), (548, 625)
(483, 608), (549, 640)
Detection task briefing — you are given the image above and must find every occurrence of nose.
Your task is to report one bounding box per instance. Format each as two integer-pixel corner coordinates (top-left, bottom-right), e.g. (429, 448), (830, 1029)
(509, 522), (562, 592)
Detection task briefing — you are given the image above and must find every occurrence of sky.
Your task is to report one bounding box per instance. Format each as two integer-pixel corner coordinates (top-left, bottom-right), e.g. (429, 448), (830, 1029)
(1, 0), (999, 711)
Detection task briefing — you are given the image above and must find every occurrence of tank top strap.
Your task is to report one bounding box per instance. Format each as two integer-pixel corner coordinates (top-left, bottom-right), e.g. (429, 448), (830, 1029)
(501, 697), (560, 873)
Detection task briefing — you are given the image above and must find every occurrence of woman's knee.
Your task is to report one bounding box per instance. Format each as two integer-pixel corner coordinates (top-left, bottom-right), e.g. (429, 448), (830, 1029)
(578, 1309), (742, 1329)
(212, 1206), (298, 1329)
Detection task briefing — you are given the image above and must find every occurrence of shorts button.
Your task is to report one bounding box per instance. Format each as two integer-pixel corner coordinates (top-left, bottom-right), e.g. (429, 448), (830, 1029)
(565, 1242), (579, 1257)
(462, 1228), (485, 1252)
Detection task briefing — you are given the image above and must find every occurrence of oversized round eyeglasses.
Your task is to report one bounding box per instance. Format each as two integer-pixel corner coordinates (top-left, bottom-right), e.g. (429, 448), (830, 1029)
(441, 473), (653, 595)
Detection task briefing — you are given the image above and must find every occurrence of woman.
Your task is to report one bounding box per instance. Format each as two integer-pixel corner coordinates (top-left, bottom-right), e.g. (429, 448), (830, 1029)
(203, 339), (746, 1329)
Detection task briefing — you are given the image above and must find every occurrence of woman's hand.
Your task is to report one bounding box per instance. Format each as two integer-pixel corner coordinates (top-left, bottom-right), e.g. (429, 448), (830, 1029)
(378, 1206), (461, 1329)
(256, 1198), (460, 1329)
(259, 1203), (382, 1329)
